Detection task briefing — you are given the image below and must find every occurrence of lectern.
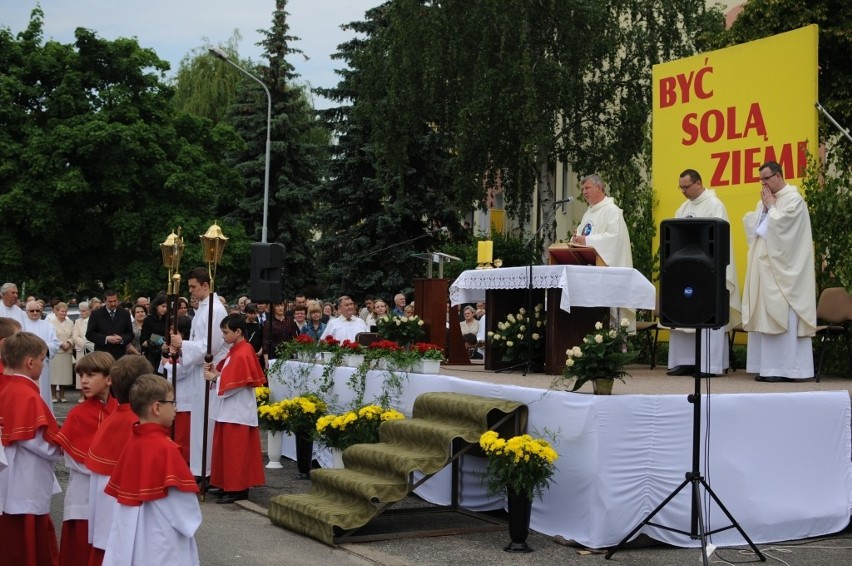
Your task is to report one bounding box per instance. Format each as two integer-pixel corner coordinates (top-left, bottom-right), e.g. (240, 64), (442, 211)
(413, 252), (463, 364)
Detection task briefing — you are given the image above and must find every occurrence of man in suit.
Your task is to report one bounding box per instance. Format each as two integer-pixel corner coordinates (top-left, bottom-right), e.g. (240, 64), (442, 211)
(86, 289), (133, 360)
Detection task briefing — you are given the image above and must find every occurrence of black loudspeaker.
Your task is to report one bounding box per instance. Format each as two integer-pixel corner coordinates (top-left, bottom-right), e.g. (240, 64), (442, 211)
(659, 218), (729, 329)
(250, 242), (285, 303)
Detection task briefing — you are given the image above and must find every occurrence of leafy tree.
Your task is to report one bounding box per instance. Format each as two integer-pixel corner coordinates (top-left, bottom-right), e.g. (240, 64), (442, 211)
(171, 31), (248, 124)
(347, 0), (723, 278)
(0, 8), (248, 299)
(313, 4), (458, 301)
(216, 0), (327, 299)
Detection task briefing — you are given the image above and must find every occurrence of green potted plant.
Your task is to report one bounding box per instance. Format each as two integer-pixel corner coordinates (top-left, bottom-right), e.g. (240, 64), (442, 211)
(479, 430), (559, 552)
(276, 393), (328, 478)
(409, 342), (444, 374)
(556, 317), (637, 395)
(340, 339), (366, 367)
(315, 404), (405, 467)
(376, 314), (426, 345)
(487, 304), (546, 365)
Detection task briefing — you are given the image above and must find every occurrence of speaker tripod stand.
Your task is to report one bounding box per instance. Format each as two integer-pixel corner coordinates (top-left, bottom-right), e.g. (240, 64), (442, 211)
(605, 329), (766, 565)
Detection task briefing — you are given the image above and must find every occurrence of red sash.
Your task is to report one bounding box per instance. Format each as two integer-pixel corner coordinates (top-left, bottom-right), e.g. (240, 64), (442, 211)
(85, 404), (137, 476)
(105, 423), (198, 505)
(0, 374), (59, 446)
(216, 340), (266, 395)
(55, 397), (118, 464)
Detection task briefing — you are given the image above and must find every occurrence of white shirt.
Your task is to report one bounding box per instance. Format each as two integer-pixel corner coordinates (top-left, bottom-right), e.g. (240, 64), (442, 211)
(0, 302), (27, 326)
(320, 315), (369, 343)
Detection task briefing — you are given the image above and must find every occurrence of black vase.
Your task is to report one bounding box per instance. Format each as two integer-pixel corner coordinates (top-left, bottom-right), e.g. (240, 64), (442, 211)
(295, 433), (313, 479)
(505, 489), (534, 552)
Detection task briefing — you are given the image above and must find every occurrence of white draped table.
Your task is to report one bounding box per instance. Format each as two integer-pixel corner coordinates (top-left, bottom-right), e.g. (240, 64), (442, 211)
(268, 361), (852, 549)
(449, 265), (656, 312)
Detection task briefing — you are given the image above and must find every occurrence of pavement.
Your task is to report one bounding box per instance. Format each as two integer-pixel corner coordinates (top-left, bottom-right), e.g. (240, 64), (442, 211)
(49, 364), (852, 565)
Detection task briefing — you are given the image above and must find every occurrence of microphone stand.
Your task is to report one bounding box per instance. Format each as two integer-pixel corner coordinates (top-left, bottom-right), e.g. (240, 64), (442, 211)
(496, 199), (568, 375)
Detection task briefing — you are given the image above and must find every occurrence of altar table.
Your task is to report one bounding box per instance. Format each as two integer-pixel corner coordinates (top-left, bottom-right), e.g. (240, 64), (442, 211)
(450, 266), (656, 373)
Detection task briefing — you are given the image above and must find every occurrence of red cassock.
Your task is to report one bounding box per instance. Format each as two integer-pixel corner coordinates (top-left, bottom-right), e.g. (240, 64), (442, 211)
(211, 340), (267, 491)
(0, 375), (61, 566)
(105, 423), (199, 505)
(54, 396), (118, 566)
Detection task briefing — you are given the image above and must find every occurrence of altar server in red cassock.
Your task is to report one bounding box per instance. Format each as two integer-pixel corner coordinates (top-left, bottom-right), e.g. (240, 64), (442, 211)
(203, 313), (266, 504)
(84, 355), (153, 566)
(54, 351), (117, 566)
(0, 332), (62, 566)
(103, 374), (200, 566)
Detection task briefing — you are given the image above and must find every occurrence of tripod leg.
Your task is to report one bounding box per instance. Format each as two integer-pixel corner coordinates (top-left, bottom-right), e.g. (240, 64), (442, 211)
(692, 478), (710, 566)
(699, 479), (767, 561)
(605, 478), (691, 560)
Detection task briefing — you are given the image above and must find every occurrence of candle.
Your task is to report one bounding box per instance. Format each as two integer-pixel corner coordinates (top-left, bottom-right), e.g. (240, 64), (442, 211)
(477, 240), (493, 264)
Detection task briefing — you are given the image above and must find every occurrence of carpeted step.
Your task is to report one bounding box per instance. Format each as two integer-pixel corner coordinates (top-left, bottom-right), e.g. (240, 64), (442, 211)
(268, 392), (527, 545)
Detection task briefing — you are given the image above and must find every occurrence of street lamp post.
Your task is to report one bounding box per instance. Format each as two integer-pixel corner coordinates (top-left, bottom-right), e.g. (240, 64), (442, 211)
(209, 47), (272, 243)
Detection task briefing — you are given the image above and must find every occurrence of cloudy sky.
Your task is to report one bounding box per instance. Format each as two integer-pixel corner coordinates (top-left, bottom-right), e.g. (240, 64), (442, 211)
(1, 0), (380, 108)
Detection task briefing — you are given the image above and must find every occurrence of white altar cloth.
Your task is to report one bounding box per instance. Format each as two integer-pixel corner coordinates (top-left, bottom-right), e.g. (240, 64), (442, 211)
(268, 361), (852, 548)
(449, 265), (656, 312)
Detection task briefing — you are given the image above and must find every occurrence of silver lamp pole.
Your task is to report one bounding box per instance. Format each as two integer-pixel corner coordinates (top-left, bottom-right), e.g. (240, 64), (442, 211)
(209, 47), (272, 243)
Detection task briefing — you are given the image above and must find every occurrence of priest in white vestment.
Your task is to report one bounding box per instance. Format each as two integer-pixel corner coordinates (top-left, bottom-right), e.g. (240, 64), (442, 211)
(742, 161), (816, 382)
(571, 174), (635, 330)
(667, 169), (741, 376)
(22, 301), (60, 411)
(170, 268), (229, 477)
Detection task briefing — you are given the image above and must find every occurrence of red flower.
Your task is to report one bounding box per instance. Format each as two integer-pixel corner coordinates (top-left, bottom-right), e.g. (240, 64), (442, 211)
(369, 339), (400, 351)
(295, 334), (314, 344)
(341, 340), (361, 351)
(413, 342), (442, 354)
(323, 335), (340, 346)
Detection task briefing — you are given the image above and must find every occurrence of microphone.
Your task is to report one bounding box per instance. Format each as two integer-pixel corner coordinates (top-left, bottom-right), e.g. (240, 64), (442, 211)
(554, 197), (573, 205)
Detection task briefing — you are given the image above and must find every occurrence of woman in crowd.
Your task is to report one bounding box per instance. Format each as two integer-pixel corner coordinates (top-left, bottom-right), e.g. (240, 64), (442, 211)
(367, 299), (389, 331)
(126, 304), (147, 355)
(460, 305), (479, 337)
(141, 294), (169, 371)
(264, 302), (299, 364)
(322, 302), (334, 323)
(48, 301), (75, 402)
(404, 303), (416, 318)
(303, 302), (326, 342)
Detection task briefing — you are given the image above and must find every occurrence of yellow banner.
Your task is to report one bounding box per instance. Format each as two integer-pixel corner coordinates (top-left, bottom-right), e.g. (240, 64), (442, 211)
(652, 25), (819, 292)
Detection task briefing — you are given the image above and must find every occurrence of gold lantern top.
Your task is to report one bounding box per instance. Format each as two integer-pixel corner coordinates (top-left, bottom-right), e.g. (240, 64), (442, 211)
(160, 228), (184, 271)
(200, 222), (228, 264)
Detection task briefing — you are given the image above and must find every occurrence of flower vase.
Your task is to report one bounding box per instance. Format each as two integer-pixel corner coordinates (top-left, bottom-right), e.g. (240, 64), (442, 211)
(345, 354), (365, 368)
(266, 430), (283, 469)
(329, 447), (345, 469)
(593, 378), (615, 395)
(505, 489), (534, 552)
(295, 433), (313, 479)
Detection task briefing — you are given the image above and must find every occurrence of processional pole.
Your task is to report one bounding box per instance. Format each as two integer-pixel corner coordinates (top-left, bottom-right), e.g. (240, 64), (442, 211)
(159, 229), (184, 440)
(199, 222), (228, 501)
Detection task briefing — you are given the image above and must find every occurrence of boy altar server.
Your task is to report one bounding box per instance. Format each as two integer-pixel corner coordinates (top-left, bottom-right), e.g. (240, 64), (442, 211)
(54, 351), (117, 566)
(85, 355), (153, 566)
(103, 374), (201, 566)
(204, 314), (266, 503)
(0, 332), (62, 566)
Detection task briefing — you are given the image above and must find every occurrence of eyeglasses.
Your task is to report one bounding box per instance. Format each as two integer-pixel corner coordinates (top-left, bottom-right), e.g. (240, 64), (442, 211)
(759, 172), (778, 182)
(678, 180), (698, 191)
(158, 399), (177, 406)
(27, 309), (42, 313)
